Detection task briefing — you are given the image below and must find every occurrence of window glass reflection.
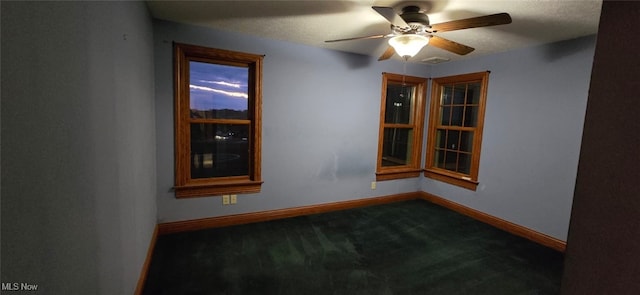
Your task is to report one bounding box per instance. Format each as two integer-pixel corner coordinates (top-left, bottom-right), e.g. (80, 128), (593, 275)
(385, 83), (415, 124)
(190, 61), (249, 119)
(190, 123), (249, 178)
(382, 128), (413, 166)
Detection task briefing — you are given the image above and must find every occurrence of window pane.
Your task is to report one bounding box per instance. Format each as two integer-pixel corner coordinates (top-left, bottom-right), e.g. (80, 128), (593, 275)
(385, 83), (414, 124)
(436, 129), (446, 149)
(458, 153), (471, 174)
(441, 85), (453, 105)
(440, 106), (452, 126)
(466, 83), (481, 104)
(460, 131), (474, 152)
(446, 130), (460, 151)
(190, 61), (249, 119)
(381, 128), (413, 166)
(435, 149), (445, 168)
(453, 84), (467, 104)
(451, 106), (464, 126)
(445, 151), (457, 171)
(464, 106), (478, 127)
(190, 123), (249, 178)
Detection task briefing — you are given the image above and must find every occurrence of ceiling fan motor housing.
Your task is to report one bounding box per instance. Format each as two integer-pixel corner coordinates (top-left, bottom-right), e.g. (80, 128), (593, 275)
(400, 6), (430, 30)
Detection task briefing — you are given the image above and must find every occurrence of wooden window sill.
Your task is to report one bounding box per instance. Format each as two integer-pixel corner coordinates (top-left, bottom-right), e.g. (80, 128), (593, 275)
(376, 168), (422, 181)
(423, 169), (478, 191)
(174, 180), (263, 198)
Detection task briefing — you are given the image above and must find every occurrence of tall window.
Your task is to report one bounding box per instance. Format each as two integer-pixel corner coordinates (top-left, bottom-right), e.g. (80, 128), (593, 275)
(424, 71), (489, 190)
(376, 73), (428, 181)
(174, 43), (263, 198)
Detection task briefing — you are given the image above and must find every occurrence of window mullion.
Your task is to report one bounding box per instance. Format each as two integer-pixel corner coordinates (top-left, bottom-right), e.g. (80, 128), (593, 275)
(190, 118), (251, 125)
(384, 123), (414, 129)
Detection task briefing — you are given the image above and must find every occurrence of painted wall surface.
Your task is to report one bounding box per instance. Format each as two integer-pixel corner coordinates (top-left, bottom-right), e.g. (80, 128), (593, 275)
(1, 2), (156, 294)
(562, 2), (640, 293)
(154, 20), (430, 222)
(421, 35), (596, 240)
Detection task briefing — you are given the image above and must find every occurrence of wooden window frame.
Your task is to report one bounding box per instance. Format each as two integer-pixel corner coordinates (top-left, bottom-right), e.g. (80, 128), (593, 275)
(173, 43), (263, 198)
(376, 72), (428, 181)
(424, 71), (489, 190)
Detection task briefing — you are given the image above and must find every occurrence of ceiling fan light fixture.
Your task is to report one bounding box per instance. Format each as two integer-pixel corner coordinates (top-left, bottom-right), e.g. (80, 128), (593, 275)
(388, 34), (430, 59)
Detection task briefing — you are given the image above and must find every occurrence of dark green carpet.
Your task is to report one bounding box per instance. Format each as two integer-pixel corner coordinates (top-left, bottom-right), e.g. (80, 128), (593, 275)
(143, 200), (563, 294)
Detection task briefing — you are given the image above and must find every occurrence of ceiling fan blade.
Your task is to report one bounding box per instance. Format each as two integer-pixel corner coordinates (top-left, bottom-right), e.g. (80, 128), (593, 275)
(378, 46), (396, 61)
(325, 34), (387, 43)
(430, 13), (512, 33)
(429, 36), (475, 55)
(372, 6), (409, 28)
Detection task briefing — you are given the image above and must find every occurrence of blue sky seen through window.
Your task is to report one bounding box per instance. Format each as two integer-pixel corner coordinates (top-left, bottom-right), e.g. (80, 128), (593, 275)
(189, 61), (248, 112)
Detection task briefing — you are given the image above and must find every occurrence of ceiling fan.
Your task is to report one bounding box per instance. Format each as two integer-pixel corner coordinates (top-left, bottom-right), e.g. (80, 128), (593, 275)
(325, 6), (512, 61)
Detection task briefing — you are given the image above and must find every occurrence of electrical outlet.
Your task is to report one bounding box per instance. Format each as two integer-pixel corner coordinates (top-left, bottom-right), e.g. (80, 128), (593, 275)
(371, 181), (376, 190)
(230, 194), (237, 204)
(222, 195), (230, 205)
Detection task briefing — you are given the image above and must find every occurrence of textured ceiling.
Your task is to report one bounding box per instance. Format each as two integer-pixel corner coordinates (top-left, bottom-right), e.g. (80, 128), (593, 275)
(147, 0), (602, 63)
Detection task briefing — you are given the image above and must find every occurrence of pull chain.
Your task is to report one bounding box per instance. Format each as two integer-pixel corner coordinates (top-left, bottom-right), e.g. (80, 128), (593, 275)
(402, 59), (407, 85)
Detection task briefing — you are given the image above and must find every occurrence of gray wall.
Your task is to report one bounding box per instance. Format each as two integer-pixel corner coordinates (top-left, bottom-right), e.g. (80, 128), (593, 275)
(154, 20), (431, 223)
(421, 35), (596, 240)
(1, 2), (156, 294)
